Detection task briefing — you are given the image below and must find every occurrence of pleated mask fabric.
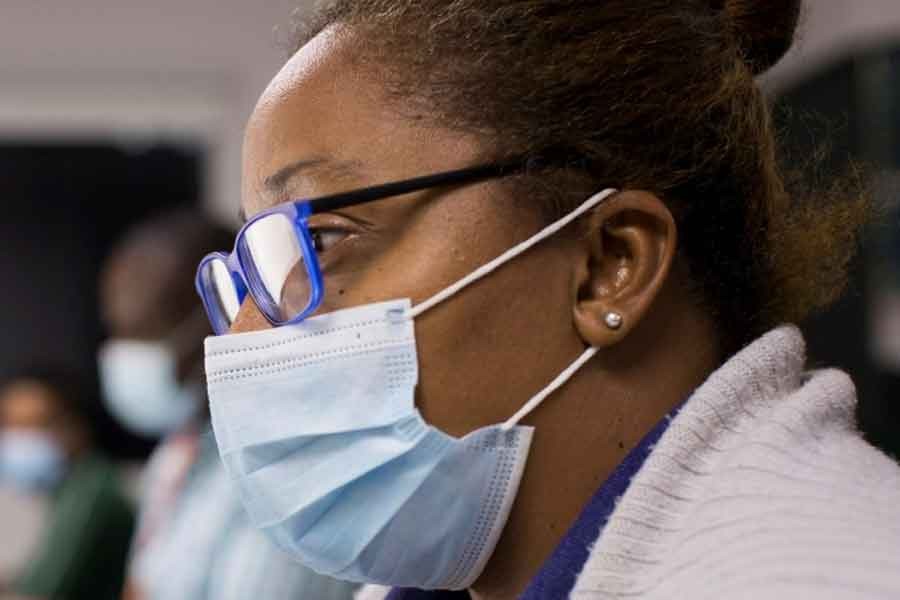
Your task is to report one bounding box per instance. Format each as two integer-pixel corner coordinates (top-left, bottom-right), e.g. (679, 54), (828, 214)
(205, 299), (533, 590)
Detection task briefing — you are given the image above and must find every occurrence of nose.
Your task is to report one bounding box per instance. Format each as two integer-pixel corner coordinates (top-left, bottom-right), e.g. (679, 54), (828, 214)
(229, 297), (273, 334)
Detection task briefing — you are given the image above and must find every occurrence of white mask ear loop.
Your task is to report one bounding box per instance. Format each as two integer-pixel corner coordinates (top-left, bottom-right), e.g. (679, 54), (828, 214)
(405, 188), (619, 320)
(500, 346), (597, 431)
(403, 187), (617, 430)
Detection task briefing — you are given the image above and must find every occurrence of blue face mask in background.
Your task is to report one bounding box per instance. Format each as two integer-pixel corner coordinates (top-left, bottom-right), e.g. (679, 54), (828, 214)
(99, 340), (198, 437)
(0, 430), (66, 493)
(205, 188), (616, 589)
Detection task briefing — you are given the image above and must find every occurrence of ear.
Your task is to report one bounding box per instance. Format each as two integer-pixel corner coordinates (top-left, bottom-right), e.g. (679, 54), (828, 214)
(572, 190), (677, 348)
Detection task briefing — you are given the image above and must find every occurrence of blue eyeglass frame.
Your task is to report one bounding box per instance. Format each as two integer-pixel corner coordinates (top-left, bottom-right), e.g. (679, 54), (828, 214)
(196, 153), (587, 335)
(196, 201), (322, 335)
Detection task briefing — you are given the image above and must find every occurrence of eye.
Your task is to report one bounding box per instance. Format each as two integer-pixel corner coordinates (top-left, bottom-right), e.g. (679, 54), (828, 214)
(310, 228), (349, 253)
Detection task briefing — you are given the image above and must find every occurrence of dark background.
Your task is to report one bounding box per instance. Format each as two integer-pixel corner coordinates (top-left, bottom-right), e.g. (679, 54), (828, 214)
(0, 142), (204, 457)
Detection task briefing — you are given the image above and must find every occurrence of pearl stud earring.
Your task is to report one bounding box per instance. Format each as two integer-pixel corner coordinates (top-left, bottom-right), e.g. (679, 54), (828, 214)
(604, 312), (623, 330)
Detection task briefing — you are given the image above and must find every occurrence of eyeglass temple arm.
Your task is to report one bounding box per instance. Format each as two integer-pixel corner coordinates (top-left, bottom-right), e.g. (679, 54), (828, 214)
(306, 154), (580, 214)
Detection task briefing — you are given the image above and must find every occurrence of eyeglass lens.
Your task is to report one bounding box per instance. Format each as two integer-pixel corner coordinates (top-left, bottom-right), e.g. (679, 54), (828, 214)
(202, 213), (314, 330)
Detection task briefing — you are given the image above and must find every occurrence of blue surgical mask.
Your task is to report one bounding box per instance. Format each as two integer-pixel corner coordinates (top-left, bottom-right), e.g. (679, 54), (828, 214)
(99, 340), (198, 437)
(205, 188), (616, 589)
(0, 430), (66, 493)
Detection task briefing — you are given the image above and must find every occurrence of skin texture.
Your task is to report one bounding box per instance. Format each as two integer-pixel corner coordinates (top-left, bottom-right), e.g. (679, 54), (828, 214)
(0, 380), (86, 460)
(233, 26), (722, 600)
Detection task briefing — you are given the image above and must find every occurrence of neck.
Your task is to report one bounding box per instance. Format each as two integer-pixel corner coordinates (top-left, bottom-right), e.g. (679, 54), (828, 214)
(470, 293), (721, 600)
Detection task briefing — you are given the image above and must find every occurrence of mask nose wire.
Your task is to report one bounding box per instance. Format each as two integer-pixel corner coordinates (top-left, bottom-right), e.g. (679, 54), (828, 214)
(404, 188), (618, 320)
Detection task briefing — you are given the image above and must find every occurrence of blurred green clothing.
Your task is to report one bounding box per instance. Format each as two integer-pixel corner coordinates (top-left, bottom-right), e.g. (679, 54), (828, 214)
(13, 454), (134, 600)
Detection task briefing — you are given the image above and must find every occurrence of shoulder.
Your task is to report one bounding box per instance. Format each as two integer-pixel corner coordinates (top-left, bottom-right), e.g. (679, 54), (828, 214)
(59, 454), (131, 511)
(685, 371), (900, 598)
(208, 522), (359, 600)
(574, 356), (900, 599)
(686, 421), (900, 599)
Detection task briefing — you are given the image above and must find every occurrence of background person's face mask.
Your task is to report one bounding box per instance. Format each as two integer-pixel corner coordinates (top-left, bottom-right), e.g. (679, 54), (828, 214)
(0, 430), (66, 493)
(206, 189), (616, 590)
(99, 340), (198, 437)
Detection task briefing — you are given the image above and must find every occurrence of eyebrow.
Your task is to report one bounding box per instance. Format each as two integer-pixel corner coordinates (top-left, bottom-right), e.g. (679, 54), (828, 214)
(264, 157), (365, 193)
(240, 156), (366, 223)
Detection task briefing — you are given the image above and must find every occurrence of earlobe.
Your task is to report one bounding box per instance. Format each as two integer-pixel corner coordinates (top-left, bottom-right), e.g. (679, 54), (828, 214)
(572, 190), (677, 348)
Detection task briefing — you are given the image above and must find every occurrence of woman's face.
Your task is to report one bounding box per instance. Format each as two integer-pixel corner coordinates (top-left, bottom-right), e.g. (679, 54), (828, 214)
(233, 27), (591, 437)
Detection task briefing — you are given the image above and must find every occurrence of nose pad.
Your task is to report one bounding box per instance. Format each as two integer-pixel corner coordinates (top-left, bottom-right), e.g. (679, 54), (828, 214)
(230, 297), (273, 334)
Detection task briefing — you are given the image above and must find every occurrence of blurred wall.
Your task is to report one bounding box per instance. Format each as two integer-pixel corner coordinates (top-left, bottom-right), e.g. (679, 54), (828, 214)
(3, 1), (900, 221)
(0, 1), (300, 225)
(0, 2), (302, 455)
(769, 2), (900, 457)
(769, 0), (900, 90)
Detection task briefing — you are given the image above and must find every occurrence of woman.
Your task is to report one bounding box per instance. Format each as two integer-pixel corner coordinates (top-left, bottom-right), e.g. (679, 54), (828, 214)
(0, 367), (134, 600)
(196, 1), (900, 598)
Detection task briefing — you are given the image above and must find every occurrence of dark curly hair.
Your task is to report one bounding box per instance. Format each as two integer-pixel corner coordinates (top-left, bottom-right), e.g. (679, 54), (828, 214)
(292, 0), (870, 352)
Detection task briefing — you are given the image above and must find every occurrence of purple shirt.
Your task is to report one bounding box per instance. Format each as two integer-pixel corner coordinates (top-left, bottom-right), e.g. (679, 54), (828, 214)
(387, 410), (676, 600)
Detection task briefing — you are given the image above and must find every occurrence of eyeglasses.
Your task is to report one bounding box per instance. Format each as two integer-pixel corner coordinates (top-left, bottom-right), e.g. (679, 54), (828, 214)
(196, 155), (580, 335)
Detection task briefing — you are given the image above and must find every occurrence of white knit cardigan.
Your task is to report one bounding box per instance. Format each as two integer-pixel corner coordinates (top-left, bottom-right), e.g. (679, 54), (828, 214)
(359, 326), (900, 600)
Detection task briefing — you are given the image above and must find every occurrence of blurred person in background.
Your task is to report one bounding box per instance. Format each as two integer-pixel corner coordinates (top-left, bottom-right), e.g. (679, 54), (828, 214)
(0, 366), (134, 600)
(193, 0), (900, 599)
(100, 208), (356, 600)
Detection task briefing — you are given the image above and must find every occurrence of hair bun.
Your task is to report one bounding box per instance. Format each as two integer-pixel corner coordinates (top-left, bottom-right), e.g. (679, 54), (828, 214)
(723, 0), (802, 75)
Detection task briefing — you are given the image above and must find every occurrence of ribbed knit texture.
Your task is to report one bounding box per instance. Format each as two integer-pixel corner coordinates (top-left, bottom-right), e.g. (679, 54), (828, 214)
(356, 326), (900, 600)
(573, 325), (900, 599)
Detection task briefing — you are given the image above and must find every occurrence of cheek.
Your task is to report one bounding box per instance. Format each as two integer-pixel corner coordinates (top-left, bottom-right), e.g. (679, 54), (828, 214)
(314, 196), (501, 312)
(303, 195), (582, 437)
(414, 244), (580, 437)
(319, 240), (578, 437)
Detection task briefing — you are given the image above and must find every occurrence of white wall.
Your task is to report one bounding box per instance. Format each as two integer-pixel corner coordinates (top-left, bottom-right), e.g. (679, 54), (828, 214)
(1, 1), (899, 221)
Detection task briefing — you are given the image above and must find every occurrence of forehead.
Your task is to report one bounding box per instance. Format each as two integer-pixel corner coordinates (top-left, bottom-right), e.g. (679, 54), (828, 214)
(0, 381), (60, 427)
(242, 26), (480, 214)
(244, 28), (381, 188)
